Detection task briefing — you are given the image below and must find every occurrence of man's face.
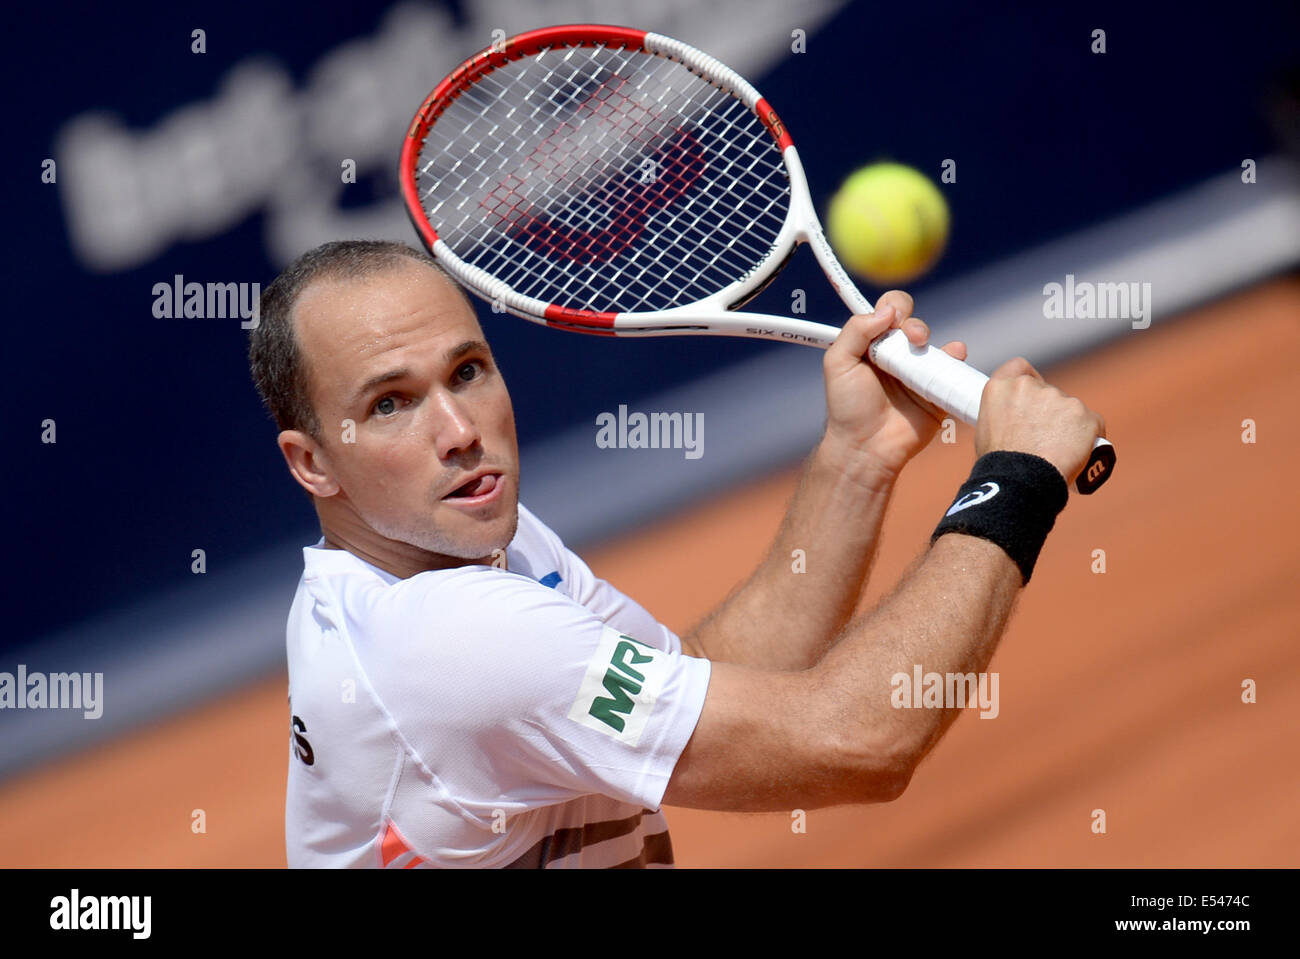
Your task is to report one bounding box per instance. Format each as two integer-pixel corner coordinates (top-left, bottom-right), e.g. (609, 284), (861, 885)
(290, 259), (519, 563)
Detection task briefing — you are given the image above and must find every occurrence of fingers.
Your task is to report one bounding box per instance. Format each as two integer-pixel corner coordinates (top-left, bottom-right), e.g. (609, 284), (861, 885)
(940, 340), (967, 362)
(876, 290), (932, 347)
(990, 356), (1044, 381)
(875, 289), (914, 324)
(840, 293), (973, 358)
(830, 305), (898, 363)
(901, 316), (930, 346)
(832, 292), (930, 361)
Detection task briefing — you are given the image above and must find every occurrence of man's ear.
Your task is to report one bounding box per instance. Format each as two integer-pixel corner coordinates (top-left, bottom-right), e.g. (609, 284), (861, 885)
(278, 430), (340, 498)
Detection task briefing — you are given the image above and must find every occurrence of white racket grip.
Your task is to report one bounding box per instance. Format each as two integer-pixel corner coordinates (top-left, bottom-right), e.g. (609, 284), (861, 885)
(868, 329), (1116, 493)
(868, 328), (986, 426)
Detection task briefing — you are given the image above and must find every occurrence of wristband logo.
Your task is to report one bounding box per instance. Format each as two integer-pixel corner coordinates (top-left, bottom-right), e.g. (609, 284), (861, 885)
(945, 482), (999, 517)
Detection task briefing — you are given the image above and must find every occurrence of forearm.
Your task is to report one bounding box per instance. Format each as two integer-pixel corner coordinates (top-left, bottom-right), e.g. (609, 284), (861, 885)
(684, 438), (897, 670)
(816, 532), (1022, 769)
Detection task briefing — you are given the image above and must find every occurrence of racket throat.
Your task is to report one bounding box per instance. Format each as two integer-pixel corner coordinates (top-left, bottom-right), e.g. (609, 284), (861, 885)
(724, 244), (800, 312)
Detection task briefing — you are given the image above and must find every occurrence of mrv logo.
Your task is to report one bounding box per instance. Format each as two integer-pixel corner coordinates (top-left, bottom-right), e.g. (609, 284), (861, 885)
(568, 627), (667, 746)
(595, 405), (703, 460)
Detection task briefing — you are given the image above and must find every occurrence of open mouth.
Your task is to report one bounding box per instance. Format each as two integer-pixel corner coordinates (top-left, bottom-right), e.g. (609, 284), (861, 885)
(443, 472), (501, 501)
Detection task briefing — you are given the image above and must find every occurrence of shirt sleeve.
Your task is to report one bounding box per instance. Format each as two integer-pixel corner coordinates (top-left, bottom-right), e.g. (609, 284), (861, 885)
(371, 566), (711, 817)
(520, 504), (685, 654)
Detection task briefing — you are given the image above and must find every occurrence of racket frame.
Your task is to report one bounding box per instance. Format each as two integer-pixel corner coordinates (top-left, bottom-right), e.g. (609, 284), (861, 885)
(399, 24), (1114, 493)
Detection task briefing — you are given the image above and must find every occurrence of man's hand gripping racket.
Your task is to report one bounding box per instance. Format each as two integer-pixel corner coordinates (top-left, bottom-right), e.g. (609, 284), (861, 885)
(399, 24), (1115, 494)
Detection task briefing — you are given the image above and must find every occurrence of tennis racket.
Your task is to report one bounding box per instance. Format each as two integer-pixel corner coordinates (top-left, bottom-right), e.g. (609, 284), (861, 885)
(399, 24), (1115, 494)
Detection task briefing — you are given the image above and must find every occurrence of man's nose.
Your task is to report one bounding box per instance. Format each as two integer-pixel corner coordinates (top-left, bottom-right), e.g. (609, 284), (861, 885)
(431, 391), (481, 459)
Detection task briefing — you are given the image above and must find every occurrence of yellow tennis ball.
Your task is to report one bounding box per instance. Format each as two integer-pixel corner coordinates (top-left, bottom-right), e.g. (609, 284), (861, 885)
(826, 163), (949, 286)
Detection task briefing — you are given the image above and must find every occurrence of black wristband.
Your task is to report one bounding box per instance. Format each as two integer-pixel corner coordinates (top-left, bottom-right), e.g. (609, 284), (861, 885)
(931, 451), (1069, 584)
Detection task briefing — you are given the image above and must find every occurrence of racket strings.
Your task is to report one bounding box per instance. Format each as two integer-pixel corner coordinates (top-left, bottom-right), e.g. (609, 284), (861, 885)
(425, 47), (718, 269)
(415, 43), (790, 314)
(420, 47), (675, 248)
(430, 49), (786, 307)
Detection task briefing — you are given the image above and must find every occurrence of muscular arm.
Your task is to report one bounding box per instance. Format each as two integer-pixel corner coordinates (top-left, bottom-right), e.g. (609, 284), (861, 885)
(680, 437), (897, 670)
(664, 533), (1020, 811)
(663, 352), (1106, 812)
(682, 293), (967, 671)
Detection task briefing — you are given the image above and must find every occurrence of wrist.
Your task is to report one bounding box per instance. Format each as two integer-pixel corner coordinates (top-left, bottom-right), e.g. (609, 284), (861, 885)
(816, 432), (901, 496)
(930, 451), (1068, 585)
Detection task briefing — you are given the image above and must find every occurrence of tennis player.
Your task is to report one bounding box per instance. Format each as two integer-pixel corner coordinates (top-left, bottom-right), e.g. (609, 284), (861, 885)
(250, 239), (1103, 868)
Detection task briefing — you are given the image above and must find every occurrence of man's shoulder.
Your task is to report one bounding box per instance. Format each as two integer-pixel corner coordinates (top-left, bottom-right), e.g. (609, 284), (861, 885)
(380, 561), (560, 635)
(511, 501), (564, 552)
(291, 506), (581, 636)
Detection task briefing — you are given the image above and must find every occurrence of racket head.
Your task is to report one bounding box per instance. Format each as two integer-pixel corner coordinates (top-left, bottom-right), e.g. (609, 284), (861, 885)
(399, 25), (808, 335)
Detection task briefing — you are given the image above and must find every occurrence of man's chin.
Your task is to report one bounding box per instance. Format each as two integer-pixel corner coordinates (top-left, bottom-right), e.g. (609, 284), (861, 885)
(428, 498), (519, 561)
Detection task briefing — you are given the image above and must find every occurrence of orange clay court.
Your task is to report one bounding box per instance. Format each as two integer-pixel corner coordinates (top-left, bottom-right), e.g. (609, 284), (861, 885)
(1, 276), (1295, 867)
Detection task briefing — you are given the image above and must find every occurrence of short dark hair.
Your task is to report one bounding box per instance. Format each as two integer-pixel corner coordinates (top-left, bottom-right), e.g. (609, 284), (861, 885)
(248, 240), (470, 438)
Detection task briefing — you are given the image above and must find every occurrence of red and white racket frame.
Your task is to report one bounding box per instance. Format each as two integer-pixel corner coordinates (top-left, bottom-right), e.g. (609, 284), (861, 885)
(400, 25), (1115, 494)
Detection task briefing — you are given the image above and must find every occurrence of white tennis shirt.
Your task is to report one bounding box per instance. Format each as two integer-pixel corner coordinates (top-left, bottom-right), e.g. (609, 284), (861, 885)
(284, 502), (711, 868)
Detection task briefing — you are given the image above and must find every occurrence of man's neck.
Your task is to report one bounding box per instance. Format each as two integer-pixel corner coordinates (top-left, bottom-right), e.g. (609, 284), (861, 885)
(316, 505), (491, 579)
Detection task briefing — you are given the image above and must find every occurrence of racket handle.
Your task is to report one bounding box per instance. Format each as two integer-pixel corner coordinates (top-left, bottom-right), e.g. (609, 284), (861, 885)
(868, 329), (1115, 494)
(1077, 438), (1115, 495)
(868, 328), (986, 425)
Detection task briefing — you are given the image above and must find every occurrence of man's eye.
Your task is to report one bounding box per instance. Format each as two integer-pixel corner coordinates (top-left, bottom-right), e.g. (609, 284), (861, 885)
(374, 395), (400, 415)
(456, 360), (484, 383)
